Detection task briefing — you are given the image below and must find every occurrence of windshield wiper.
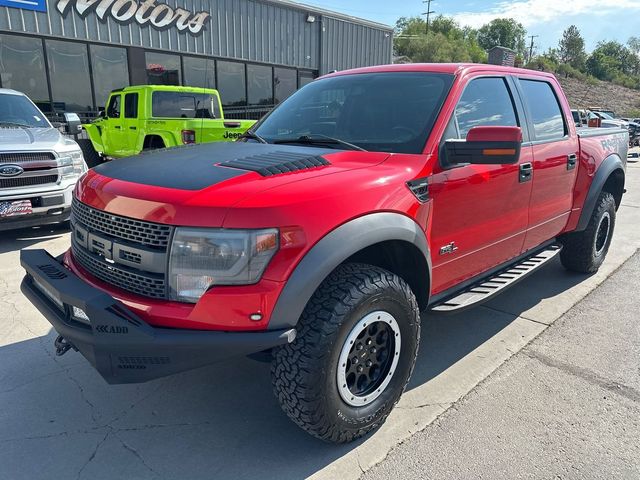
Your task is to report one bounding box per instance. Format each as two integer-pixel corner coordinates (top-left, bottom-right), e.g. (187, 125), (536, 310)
(273, 134), (367, 151)
(238, 130), (268, 144)
(0, 121), (32, 128)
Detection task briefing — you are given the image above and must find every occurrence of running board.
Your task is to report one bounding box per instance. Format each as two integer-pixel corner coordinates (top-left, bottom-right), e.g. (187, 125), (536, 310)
(429, 245), (562, 313)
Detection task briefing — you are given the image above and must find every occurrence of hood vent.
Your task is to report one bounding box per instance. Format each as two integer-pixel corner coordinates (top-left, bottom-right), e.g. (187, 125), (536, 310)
(221, 151), (330, 177)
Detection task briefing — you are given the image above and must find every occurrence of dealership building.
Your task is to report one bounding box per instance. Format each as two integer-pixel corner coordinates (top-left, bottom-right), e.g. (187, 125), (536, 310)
(0, 0), (393, 119)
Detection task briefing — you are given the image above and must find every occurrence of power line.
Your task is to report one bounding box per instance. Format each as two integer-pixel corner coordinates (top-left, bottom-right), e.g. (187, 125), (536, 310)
(423, 0), (436, 35)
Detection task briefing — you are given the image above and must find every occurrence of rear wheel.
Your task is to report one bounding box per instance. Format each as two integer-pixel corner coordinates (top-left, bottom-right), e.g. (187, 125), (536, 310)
(560, 191), (616, 273)
(271, 263), (420, 443)
(76, 139), (103, 168)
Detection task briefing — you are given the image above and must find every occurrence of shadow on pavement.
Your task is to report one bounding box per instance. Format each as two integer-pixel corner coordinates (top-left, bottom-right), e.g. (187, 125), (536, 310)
(0, 222), (69, 255)
(0, 257), (591, 479)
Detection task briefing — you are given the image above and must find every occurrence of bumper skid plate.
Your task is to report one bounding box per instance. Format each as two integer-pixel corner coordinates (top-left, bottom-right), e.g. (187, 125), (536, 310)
(20, 249), (296, 384)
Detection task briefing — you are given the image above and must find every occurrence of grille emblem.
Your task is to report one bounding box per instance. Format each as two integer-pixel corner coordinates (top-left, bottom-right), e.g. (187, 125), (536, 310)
(0, 164), (24, 177)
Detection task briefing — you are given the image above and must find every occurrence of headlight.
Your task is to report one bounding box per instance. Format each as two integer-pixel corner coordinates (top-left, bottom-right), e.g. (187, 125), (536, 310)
(168, 227), (279, 303)
(60, 150), (87, 179)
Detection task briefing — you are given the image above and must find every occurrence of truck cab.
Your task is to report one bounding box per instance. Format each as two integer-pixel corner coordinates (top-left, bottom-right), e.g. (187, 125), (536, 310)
(81, 85), (256, 163)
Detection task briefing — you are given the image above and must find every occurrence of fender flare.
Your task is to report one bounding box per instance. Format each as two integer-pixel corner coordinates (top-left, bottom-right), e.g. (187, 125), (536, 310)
(575, 153), (625, 231)
(268, 212), (432, 330)
(82, 124), (104, 153)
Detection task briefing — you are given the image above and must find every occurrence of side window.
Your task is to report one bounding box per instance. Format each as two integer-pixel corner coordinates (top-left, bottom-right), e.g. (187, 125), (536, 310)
(124, 93), (138, 119)
(106, 95), (121, 118)
(519, 80), (566, 141)
(452, 77), (518, 139)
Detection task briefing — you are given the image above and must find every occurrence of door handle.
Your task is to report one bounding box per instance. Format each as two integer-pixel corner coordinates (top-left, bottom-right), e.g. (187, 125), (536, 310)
(567, 153), (577, 170)
(129, 126), (137, 130)
(519, 163), (533, 183)
(114, 126), (121, 130)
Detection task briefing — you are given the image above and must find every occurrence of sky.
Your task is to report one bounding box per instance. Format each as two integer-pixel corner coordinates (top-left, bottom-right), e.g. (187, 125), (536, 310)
(296, 0), (640, 53)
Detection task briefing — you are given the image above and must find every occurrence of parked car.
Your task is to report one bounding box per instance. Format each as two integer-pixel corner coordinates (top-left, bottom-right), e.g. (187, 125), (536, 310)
(571, 109), (587, 127)
(590, 110), (628, 130)
(0, 89), (87, 231)
(21, 64), (628, 443)
(79, 85), (257, 166)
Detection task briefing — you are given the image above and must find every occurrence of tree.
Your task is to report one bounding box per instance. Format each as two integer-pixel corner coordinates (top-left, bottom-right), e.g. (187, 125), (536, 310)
(558, 25), (586, 69)
(393, 15), (487, 64)
(477, 18), (526, 56)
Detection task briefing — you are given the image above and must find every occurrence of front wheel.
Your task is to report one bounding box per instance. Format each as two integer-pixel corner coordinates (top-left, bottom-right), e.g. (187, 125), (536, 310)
(271, 263), (420, 443)
(559, 191), (616, 273)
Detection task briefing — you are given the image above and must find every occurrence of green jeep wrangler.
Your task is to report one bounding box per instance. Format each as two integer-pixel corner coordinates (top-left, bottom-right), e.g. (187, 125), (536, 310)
(79, 85), (256, 166)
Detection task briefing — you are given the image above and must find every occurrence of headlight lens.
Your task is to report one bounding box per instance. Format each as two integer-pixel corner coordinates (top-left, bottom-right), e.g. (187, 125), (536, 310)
(60, 150), (87, 179)
(168, 227), (279, 303)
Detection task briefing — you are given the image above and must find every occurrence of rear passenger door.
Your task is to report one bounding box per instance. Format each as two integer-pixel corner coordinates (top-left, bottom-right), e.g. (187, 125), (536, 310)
(123, 92), (140, 156)
(515, 78), (579, 251)
(429, 76), (534, 294)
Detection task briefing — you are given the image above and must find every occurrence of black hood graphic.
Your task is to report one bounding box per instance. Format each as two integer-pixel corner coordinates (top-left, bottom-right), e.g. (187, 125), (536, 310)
(93, 142), (334, 191)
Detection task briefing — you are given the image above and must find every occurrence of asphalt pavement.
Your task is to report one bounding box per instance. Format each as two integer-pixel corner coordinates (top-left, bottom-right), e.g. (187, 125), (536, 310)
(0, 152), (639, 479)
(363, 252), (640, 480)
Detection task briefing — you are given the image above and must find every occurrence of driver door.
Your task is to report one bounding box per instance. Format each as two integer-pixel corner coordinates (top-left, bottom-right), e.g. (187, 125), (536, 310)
(429, 76), (534, 295)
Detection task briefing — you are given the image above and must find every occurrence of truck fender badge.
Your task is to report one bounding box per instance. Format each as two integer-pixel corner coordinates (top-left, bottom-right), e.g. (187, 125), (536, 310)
(439, 242), (459, 256)
(0, 164), (24, 177)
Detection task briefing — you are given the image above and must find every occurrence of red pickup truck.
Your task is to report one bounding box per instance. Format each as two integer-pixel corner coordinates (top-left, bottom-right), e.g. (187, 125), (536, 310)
(21, 64), (628, 443)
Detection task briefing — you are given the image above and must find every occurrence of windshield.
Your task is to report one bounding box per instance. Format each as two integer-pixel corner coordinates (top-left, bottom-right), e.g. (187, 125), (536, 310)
(596, 111), (615, 120)
(253, 72), (454, 154)
(0, 93), (50, 128)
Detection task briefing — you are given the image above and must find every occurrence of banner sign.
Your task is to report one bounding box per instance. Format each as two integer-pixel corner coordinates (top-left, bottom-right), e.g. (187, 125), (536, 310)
(56, 0), (210, 35)
(0, 0), (47, 12)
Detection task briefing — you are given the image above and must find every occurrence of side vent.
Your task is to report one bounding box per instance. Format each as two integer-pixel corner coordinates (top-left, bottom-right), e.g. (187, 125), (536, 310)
(37, 264), (68, 280)
(407, 178), (430, 202)
(221, 151), (330, 176)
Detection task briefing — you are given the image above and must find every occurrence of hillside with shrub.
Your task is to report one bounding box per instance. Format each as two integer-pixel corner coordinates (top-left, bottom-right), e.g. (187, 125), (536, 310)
(394, 16), (640, 116)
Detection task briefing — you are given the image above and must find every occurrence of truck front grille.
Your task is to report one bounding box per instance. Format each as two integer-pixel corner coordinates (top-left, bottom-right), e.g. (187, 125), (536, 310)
(70, 198), (174, 299)
(0, 152), (56, 163)
(0, 175), (59, 189)
(72, 242), (167, 299)
(72, 200), (173, 249)
(0, 152), (59, 189)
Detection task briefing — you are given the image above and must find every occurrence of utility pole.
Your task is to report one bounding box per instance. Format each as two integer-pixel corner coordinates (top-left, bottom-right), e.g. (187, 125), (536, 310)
(528, 35), (539, 62)
(423, 0), (435, 35)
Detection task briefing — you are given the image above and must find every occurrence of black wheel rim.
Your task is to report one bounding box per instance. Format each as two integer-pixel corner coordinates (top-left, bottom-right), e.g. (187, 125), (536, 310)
(337, 311), (401, 407)
(344, 321), (394, 397)
(594, 212), (611, 257)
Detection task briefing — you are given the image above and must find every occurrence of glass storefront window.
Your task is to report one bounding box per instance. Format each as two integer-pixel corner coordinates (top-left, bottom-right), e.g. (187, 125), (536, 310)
(274, 67), (296, 104)
(183, 57), (215, 89)
(46, 40), (93, 112)
(146, 52), (181, 85)
(0, 35), (49, 108)
(217, 61), (246, 106)
(247, 64), (273, 106)
(90, 45), (129, 108)
(298, 72), (315, 88)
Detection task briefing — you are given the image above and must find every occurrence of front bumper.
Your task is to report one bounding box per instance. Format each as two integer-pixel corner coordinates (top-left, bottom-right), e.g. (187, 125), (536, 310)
(20, 249), (296, 384)
(0, 183), (74, 231)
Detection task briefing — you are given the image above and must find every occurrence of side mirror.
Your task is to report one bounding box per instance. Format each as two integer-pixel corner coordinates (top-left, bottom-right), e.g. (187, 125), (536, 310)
(98, 110), (106, 119)
(63, 112), (82, 135)
(444, 126), (523, 166)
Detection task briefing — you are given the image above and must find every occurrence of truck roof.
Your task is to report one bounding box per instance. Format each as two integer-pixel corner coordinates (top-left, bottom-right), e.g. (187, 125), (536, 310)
(110, 85), (220, 95)
(323, 63), (557, 80)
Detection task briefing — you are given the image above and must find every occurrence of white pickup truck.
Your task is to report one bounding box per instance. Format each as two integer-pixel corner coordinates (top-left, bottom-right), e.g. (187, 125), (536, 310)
(0, 89), (87, 231)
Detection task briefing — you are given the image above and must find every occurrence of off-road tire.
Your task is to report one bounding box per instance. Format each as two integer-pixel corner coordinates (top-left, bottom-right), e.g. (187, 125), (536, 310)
(560, 191), (616, 273)
(271, 263), (420, 443)
(76, 139), (103, 168)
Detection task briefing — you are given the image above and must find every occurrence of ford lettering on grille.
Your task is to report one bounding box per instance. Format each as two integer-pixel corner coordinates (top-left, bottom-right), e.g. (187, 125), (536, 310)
(70, 198), (173, 299)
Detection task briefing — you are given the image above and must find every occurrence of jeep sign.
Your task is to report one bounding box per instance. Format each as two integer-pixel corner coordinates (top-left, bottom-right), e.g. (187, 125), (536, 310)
(56, 0), (211, 35)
